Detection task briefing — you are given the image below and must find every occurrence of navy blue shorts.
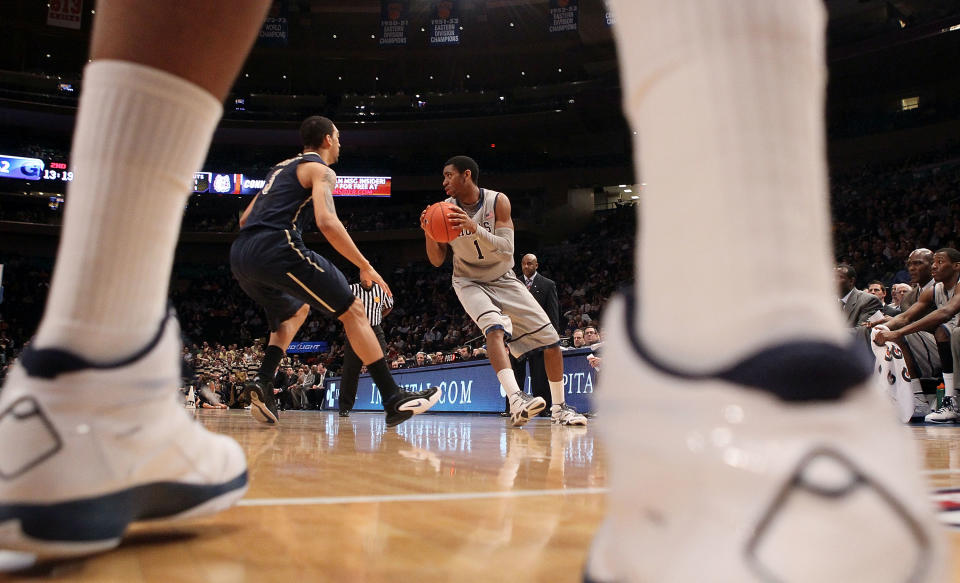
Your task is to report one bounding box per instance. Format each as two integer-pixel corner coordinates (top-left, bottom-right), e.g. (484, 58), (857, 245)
(230, 229), (355, 332)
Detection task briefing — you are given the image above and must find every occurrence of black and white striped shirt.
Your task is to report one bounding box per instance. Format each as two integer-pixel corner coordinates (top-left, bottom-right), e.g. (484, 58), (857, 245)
(349, 282), (393, 327)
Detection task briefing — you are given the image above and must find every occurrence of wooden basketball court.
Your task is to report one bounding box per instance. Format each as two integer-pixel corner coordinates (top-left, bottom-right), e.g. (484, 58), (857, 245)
(7, 410), (960, 582)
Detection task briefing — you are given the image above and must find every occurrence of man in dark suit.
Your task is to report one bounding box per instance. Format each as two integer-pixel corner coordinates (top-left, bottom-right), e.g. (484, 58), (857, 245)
(510, 253), (561, 413)
(866, 281), (900, 317)
(837, 263), (882, 328)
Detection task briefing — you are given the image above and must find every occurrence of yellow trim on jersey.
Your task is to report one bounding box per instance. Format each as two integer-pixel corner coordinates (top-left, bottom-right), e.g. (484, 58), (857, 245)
(284, 230), (325, 272)
(286, 271), (335, 312)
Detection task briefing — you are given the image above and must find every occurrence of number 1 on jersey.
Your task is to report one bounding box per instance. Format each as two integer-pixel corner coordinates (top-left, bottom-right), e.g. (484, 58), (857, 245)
(473, 240), (484, 260)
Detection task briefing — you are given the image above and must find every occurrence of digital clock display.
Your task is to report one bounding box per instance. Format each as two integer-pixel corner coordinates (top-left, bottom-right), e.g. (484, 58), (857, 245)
(43, 170), (74, 182)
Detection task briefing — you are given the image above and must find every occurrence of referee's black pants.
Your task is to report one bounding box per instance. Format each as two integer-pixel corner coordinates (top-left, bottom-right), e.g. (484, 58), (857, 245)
(340, 324), (388, 413)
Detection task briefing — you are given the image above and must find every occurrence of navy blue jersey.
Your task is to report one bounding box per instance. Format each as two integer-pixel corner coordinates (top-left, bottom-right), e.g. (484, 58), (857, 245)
(241, 152), (327, 236)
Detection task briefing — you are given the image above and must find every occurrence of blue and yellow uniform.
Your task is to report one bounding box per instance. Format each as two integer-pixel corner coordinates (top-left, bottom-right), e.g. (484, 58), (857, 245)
(230, 152), (354, 330)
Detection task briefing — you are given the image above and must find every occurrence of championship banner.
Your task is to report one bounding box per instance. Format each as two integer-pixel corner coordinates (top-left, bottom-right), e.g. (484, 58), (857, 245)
(379, 0), (409, 47)
(548, 0), (579, 33)
(429, 0), (460, 46)
(258, 2), (289, 47)
(47, 0), (82, 30)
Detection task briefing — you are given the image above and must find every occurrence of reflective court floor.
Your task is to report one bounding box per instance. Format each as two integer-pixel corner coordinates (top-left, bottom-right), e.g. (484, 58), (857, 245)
(6, 411), (960, 582)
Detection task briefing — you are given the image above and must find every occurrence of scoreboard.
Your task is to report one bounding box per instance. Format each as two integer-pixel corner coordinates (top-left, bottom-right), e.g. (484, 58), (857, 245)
(192, 172), (392, 197)
(0, 154), (391, 198)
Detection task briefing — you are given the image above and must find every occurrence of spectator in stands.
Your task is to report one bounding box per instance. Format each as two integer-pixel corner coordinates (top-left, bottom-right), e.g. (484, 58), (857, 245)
(891, 283), (912, 312)
(867, 281), (899, 317)
(836, 263), (882, 328)
(297, 365), (315, 410)
(414, 351), (428, 367)
(571, 328), (585, 348)
(306, 363), (327, 410)
(584, 326), (602, 347)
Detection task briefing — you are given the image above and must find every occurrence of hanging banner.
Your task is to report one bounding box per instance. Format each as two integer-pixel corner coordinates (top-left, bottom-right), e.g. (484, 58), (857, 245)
(258, 2), (289, 47)
(380, 0), (409, 46)
(47, 0), (82, 30)
(429, 0), (460, 46)
(548, 0), (579, 33)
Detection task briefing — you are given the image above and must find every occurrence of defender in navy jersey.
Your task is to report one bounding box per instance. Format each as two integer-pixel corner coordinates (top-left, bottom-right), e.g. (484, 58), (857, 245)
(231, 115), (439, 426)
(421, 156), (586, 427)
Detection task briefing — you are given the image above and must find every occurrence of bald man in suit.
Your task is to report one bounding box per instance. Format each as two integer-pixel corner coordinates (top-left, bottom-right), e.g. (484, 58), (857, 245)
(510, 253), (561, 412)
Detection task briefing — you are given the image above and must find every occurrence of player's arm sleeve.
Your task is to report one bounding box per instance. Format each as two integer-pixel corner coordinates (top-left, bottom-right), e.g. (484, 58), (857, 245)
(473, 192), (515, 255)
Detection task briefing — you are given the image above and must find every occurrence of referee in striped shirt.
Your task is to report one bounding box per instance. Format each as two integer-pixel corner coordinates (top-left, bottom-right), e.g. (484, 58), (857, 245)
(339, 281), (393, 416)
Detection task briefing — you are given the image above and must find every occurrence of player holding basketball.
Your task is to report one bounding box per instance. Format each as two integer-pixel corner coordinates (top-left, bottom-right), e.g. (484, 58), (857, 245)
(231, 115), (440, 427)
(420, 156), (586, 427)
(0, 0), (944, 579)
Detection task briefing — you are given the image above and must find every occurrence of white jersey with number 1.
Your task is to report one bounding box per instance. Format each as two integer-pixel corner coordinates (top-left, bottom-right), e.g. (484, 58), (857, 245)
(445, 188), (513, 282)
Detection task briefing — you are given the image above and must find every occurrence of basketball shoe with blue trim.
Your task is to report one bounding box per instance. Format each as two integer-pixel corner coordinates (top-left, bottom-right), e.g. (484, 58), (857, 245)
(584, 292), (945, 583)
(0, 311), (248, 568)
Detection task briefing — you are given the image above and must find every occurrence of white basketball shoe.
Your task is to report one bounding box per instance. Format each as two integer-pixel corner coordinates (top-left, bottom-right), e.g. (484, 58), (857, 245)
(924, 396), (960, 424)
(508, 390), (546, 427)
(551, 403), (588, 426)
(584, 292), (945, 583)
(0, 311), (248, 568)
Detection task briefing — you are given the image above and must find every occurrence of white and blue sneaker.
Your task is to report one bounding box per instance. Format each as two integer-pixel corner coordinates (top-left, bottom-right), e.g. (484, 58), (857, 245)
(584, 291), (945, 583)
(924, 396), (960, 424)
(0, 311), (248, 568)
(508, 390), (546, 427)
(551, 403), (588, 426)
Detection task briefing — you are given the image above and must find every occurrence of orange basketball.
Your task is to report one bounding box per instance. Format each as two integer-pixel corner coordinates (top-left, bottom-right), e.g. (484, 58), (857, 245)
(423, 201), (461, 243)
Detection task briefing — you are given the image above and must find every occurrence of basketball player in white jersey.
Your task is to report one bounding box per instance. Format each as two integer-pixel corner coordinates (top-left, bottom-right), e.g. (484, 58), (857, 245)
(874, 247), (960, 423)
(0, 0), (944, 579)
(420, 156), (587, 427)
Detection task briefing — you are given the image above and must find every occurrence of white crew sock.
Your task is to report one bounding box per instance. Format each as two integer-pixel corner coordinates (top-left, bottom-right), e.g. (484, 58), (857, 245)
(498, 369), (522, 397)
(944, 372), (955, 398)
(549, 380), (565, 407)
(34, 61), (222, 362)
(611, 0), (847, 371)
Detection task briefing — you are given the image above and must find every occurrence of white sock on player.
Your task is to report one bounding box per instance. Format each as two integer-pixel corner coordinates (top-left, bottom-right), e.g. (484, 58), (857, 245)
(548, 380), (565, 407)
(617, 0), (847, 371)
(497, 368), (522, 396)
(34, 61), (222, 362)
(943, 372), (955, 397)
